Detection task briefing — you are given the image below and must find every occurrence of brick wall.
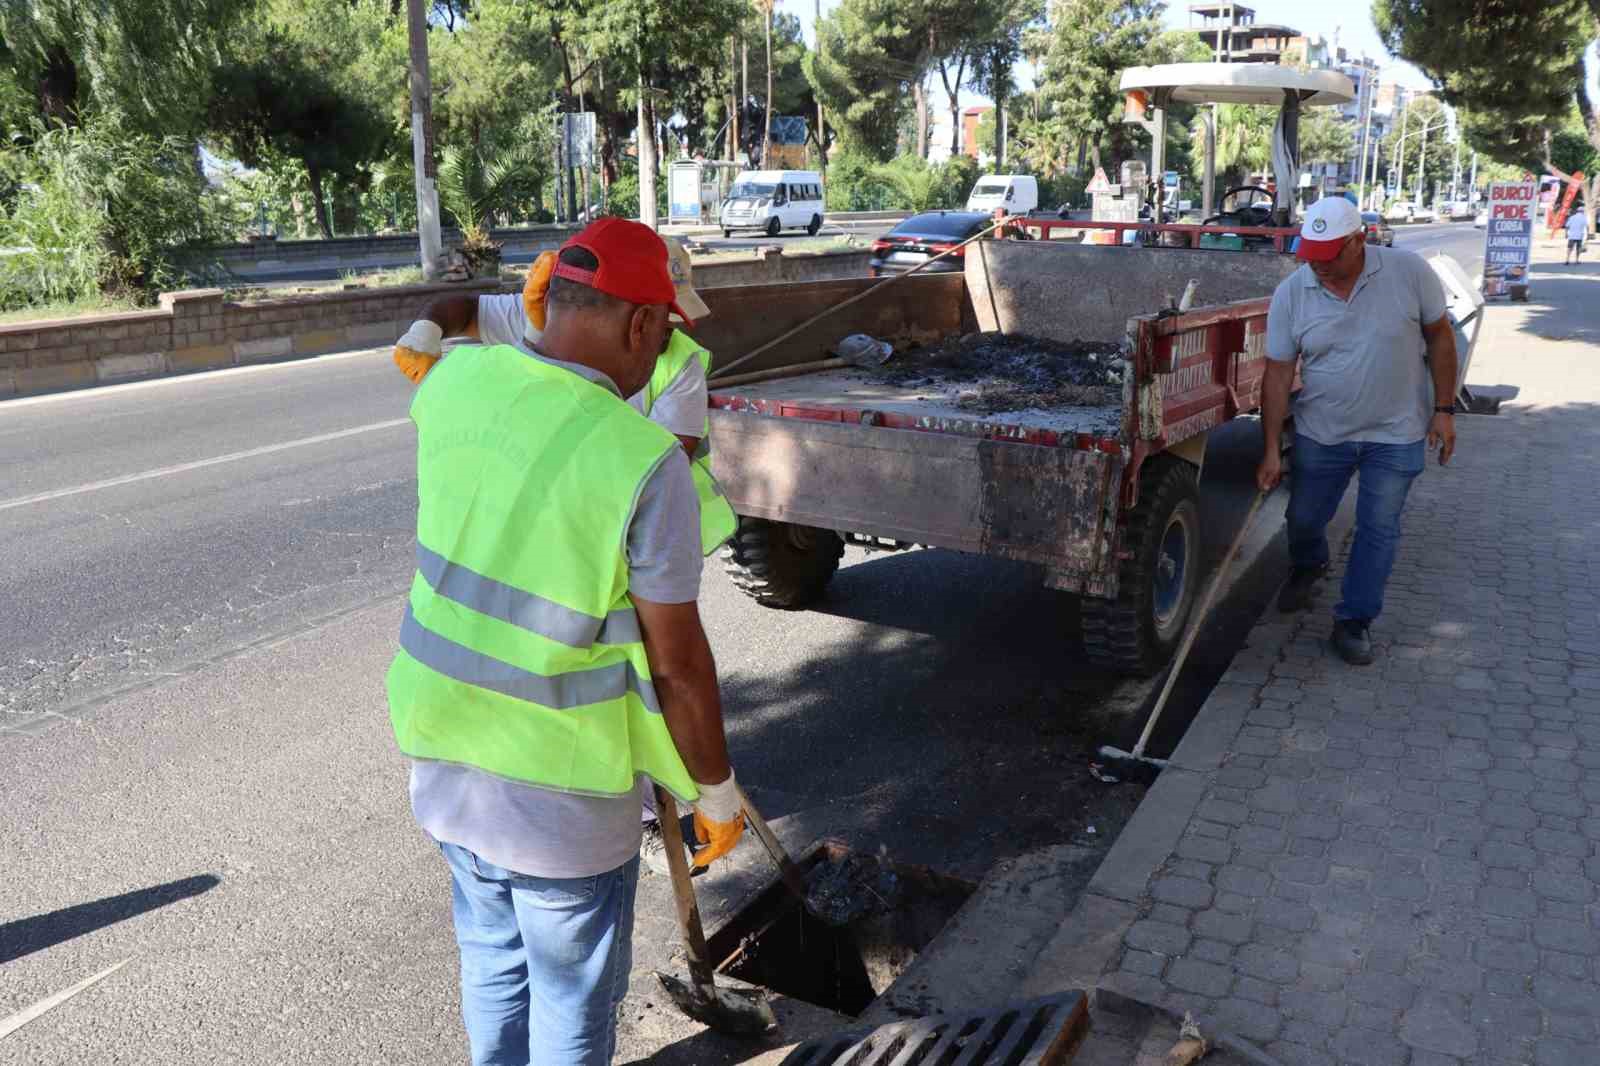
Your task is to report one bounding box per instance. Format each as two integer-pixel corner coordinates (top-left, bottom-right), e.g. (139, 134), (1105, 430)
(0, 247), (873, 399)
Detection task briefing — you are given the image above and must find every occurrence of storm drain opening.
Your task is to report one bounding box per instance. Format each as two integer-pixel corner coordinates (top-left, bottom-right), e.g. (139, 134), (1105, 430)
(706, 840), (976, 1017)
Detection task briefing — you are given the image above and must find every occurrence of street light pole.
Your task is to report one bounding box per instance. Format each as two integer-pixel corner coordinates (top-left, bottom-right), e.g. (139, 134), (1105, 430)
(1356, 67), (1377, 207)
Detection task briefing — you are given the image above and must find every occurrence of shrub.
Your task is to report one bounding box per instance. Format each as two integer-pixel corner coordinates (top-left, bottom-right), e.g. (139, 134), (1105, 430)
(0, 117), (233, 310)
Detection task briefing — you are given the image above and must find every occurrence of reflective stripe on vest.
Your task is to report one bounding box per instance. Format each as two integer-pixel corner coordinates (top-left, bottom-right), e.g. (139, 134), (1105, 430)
(647, 330), (738, 555)
(387, 343), (699, 802)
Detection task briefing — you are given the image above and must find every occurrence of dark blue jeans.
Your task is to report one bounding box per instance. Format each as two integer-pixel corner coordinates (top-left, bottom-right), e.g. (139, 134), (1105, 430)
(1287, 436), (1425, 623)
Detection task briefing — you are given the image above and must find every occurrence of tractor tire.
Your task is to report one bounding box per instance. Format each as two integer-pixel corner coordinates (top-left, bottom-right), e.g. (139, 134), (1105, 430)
(1081, 458), (1203, 676)
(766, 216), (782, 238)
(721, 517), (845, 609)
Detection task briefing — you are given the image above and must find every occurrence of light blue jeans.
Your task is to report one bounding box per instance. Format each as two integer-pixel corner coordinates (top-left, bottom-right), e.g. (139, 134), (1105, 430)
(440, 842), (639, 1066)
(1287, 436), (1426, 623)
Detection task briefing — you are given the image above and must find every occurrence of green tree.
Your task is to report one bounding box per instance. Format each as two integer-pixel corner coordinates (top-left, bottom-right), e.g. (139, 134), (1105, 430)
(1373, 0), (1599, 211)
(967, 0), (1044, 168)
(1299, 107), (1356, 169)
(1032, 0), (1165, 172)
(808, 0), (995, 161)
(208, 0), (401, 239)
(0, 0), (250, 133)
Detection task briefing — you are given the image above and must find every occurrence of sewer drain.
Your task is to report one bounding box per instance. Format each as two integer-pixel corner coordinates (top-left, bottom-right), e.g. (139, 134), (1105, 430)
(777, 992), (1089, 1066)
(706, 841), (975, 1016)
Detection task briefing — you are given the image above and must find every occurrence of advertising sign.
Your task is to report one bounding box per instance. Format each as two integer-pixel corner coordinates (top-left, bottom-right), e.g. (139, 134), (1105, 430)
(1548, 172), (1585, 237)
(668, 162), (703, 224)
(1483, 180), (1536, 298)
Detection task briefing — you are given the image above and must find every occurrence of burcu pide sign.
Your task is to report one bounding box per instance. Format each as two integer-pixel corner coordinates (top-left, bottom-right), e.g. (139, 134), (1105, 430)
(1483, 180), (1537, 299)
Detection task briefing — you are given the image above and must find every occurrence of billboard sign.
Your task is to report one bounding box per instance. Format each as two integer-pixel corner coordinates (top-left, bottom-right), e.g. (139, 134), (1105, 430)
(1483, 180), (1536, 298)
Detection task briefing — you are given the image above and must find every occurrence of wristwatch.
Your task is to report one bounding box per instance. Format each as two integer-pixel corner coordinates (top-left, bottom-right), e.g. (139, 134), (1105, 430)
(1433, 405), (1455, 414)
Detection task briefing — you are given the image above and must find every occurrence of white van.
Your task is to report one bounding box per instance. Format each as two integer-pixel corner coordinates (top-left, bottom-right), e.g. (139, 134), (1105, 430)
(966, 175), (1039, 215)
(720, 170), (825, 237)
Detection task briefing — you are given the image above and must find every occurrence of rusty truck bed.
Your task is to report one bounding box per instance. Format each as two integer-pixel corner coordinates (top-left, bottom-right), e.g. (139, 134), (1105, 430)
(692, 247), (1286, 598)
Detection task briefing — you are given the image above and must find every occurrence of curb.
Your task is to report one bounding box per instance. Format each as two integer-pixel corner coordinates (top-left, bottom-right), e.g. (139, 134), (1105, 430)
(1017, 485), (1359, 1004)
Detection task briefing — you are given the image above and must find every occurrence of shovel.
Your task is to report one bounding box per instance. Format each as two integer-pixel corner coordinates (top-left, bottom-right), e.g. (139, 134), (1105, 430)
(652, 787), (777, 1036)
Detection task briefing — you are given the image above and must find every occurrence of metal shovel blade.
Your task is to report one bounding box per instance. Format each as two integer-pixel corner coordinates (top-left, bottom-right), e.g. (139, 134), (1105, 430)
(654, 970), (777, 1035)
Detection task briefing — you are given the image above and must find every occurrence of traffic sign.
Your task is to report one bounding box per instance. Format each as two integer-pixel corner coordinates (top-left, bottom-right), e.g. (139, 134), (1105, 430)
(1086, 167), (1112, 195)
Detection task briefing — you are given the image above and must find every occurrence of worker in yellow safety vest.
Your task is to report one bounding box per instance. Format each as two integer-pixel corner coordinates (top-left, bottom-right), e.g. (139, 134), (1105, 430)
(393, 238), (736, 558)
(389, 218), (745, 1066)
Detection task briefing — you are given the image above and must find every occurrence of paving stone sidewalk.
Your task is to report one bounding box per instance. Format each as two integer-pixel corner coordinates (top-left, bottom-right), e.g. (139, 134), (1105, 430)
(1097, 248), (1600, 1065)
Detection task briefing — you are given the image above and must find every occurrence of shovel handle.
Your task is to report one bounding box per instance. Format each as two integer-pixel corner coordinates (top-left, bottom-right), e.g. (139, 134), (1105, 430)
(737, 787), (812, 907)
(654, 787), (716, 989)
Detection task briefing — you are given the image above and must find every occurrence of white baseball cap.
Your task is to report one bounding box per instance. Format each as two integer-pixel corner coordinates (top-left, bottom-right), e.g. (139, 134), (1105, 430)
(1297, 197), (1362, 261)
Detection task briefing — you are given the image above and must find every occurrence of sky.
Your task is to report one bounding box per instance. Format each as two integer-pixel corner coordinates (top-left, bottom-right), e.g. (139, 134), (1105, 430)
(796, 0), (1440, 107)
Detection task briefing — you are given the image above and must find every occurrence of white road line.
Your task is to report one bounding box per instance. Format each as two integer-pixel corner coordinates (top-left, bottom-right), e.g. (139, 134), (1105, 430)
(0, 419), (411, 512)
(0, 958), (131, 1040)
(0, 346), (389, 411)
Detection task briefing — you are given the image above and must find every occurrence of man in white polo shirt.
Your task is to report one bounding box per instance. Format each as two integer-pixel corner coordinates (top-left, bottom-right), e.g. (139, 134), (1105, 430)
(1257, 197), (1459, 665)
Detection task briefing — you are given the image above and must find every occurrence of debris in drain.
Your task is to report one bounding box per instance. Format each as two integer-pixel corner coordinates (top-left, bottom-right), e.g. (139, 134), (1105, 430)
(803, 851), (904, 926)
(864, 332), (1125, 420)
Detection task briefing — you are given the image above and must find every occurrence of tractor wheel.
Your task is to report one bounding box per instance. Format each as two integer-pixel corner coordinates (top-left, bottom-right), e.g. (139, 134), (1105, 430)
(721, 517), (845, 609)
(1081, 458), (1203, 676)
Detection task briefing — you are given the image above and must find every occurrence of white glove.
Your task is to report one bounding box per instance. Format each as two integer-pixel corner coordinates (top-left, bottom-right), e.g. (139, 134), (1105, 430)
(692, 770), (742, 823)
(396, 319), (444, 357)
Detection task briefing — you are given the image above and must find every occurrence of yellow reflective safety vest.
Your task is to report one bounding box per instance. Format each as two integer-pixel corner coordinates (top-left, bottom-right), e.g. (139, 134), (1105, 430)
(387, 343), (699, 803)
(646, 329), (738, 555)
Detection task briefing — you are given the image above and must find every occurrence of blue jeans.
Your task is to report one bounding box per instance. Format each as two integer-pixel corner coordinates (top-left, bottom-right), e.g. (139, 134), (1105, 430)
(440, 843), (639, 1066)
(1286, 436), (1425, 623)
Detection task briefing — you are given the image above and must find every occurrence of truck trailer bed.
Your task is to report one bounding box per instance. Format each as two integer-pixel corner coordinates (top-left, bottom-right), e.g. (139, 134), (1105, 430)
(710, 367), (1124, 445)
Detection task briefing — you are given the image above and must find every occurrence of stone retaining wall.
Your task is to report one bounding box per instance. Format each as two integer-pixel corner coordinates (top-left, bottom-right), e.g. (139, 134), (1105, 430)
(0, 247), (874, 399)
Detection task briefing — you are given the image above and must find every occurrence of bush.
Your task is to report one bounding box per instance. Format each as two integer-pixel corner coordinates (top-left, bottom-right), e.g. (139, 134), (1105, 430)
(0, 118), (234, 310)
(825, 150), (894, 211)
(602, 163), (666, 221)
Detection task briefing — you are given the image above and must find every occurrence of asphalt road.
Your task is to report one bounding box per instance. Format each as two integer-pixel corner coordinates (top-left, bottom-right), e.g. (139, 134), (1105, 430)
(0, 229), (1481, 1063)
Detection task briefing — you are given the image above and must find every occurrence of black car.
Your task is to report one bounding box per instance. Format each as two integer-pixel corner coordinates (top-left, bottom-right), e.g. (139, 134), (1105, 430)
(869, 211), (992, 277)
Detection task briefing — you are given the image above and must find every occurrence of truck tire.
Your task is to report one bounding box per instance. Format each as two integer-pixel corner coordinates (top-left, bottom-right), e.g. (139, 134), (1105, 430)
(1081, 458), (1203, 676)
(807, 215), (822, 236)
(766, 216), (783, 238)
(721, 517), (845, 609)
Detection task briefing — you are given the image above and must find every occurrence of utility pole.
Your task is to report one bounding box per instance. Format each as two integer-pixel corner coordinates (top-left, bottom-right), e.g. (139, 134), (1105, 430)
(1416, 117), (1429, 206)
(1393, 98), (1409, 202)
(1469, 151), (1478, 203)
(742, 39), (750, 162)
(405, 0), (443, 278)
(815, 0), (825, 179)
(1451, 125), (1461, 203)
(762, 0), (774, 168)
(1356, 66), (1376, 207)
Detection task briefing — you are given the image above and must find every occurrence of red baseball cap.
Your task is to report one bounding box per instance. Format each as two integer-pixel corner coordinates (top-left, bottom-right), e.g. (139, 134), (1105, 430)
(554, 218), (694, 326)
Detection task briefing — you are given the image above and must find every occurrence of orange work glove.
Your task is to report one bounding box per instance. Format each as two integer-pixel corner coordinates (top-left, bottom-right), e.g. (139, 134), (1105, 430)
(393, 320), (443, 384)
(523, 250), (557, 332)
(689, 773), (745, 870)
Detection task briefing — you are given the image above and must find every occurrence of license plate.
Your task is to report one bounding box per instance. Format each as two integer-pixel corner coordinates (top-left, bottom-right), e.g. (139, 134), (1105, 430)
(888, 251), (927, 264)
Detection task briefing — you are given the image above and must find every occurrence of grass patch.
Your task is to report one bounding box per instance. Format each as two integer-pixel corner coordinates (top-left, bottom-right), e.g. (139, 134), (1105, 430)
(0, 295), (145, 325)
(339, 265), (426, 288)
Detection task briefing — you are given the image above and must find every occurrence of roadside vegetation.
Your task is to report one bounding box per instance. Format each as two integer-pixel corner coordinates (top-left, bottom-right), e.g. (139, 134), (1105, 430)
(2, 0), (1595, 315)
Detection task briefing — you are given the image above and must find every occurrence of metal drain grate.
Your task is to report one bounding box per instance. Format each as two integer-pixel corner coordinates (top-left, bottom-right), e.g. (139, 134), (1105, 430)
(778, 992), (1089, 1066)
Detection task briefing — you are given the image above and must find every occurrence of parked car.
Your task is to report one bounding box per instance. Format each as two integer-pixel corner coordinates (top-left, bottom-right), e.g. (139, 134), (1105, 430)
(1361, 211), (1395, 247)
(719, 169), (825, 237)
(869, 211), (992, 277)
(966, 175), (1040, 216)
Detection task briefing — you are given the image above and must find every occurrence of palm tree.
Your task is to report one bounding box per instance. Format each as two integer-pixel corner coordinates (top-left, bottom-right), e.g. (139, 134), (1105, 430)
(436, 142), (543, 276)
(1190, 104), (1274, 199)
(870, 157), (943, 212)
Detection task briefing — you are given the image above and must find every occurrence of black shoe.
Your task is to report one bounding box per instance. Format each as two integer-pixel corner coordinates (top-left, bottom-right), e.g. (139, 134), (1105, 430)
(1278, 564), (1328, 613)
(1331, 619), (1374, 666)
